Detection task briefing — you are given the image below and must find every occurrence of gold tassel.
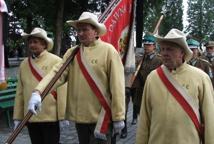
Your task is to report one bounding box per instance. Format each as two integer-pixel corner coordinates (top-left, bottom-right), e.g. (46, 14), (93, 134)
(0, 81), (8, 90)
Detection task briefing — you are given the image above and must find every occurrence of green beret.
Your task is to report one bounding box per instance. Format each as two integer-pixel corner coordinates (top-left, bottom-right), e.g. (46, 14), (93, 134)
(143, 34), (156, 44)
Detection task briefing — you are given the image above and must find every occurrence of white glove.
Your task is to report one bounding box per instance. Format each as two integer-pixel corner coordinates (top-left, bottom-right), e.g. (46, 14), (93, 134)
(113, 121), (125, 134)
(59, 120), (70, 130)
(28, 92), (42, 115)
(13, 120), (21, 130)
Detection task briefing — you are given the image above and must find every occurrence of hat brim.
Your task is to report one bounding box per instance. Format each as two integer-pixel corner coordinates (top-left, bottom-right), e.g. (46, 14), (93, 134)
(22, 32), (53, 51)
(156, 35), (193, 62)
(67, 18), (106, 36)
(188, 45), (198, 49)
(143, 41), (155, 45)
(205, 45), (214, 47)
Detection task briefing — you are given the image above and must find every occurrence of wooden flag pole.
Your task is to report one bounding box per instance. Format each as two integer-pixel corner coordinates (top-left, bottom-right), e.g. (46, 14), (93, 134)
(128, 15), (164, 87)
(152, 15), (163, 35)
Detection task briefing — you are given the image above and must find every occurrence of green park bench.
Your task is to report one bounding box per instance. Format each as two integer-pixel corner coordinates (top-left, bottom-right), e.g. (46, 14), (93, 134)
(0, 78), (17, 128)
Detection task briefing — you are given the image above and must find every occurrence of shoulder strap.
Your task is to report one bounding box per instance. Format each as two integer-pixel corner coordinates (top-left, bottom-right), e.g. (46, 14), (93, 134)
(28, 57), (57, 99)
(76, 47), (111, 135)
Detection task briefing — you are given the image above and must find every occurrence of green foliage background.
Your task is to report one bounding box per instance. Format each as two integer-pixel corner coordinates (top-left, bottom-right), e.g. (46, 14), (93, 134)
(4, 0), (214, 62)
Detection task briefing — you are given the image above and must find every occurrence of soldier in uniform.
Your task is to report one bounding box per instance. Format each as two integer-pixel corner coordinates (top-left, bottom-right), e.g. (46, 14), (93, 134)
(202, 41), (214, 86)
(132, 34), (162, 124)
(187, 38), (213, 82)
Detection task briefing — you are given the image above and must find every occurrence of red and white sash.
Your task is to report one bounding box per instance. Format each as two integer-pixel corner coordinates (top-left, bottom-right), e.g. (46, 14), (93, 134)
(76, 47), (111, 136)
(156, 65), (204, 140)
(28, 57), (57, 99)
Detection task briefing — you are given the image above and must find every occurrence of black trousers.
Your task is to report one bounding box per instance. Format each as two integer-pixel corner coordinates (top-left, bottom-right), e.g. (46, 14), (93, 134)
(27, 121), (60, 144)
(133, 104), (140, 119)
(122, 87), (137, 132)
(75, 123), (112, 144)
(129, 88), (139, 119)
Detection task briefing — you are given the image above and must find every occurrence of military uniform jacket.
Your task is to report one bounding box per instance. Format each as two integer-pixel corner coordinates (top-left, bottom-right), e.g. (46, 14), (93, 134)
(136, 63), (214, 144)
(132, 52), (162, 106)
(13, 50), (67, 122)
(35, 39), (125, 123)
(133, 52), (162, 88)
(188, 57), (213, 78)
(201, 54), (214, 86)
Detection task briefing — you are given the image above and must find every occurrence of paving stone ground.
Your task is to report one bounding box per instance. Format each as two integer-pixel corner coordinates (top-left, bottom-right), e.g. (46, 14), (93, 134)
(0, 103), (137, 144)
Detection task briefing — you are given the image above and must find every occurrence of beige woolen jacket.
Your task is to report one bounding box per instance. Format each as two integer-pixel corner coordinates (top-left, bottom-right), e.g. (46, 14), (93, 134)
(13, 50), (67, 122)
(136, 63), (214, 144)
(35, 39), (125, 123)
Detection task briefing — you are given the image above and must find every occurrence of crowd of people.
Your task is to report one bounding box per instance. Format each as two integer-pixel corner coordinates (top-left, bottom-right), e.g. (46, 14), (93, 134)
(12, 11), (214, 144)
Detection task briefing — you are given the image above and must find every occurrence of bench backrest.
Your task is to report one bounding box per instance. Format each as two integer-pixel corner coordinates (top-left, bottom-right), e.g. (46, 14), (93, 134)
(0, 80), (17, 109)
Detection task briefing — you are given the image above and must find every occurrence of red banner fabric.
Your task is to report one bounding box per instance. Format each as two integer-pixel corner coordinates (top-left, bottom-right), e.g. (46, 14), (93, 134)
(101, 0), (134, 59)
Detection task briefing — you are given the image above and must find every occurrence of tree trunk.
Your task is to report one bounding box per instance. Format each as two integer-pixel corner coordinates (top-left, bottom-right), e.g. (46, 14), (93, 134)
(53, 0), (65, 56)
(3, 13), (9, 68)
(25, 15), (33, 56)
(136, 0), (143, 48)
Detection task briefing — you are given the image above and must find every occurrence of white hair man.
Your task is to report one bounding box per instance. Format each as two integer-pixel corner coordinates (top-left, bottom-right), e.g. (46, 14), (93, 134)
(136, 29), (214, 144)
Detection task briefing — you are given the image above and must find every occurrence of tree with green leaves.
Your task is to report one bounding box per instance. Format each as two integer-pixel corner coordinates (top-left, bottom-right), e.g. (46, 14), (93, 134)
(159, 0), (183, 35)
(140, 0), (183, 38)
(5, 0), (111, 58)
(142, 0), (164, 34)
(186, 0), (214, 42)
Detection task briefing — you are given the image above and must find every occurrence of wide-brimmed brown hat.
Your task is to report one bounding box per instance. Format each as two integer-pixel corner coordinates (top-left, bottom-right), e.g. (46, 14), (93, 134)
(21, 27), (53, 51)
(155, 28), (193, 62)
(205, 41), (214, 48)
(66, 12), (106, 36)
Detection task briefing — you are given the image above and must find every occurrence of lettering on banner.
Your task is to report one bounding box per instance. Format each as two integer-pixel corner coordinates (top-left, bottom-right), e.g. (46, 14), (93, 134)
(108, 5), (126, 32)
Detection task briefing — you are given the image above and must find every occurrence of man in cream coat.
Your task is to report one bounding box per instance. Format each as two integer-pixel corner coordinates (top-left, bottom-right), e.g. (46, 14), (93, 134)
(13, 27), (67, 144)
(136, 29), (214, 144)
(28, 12), (125, 144)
